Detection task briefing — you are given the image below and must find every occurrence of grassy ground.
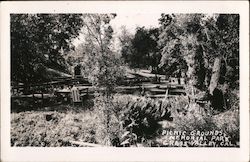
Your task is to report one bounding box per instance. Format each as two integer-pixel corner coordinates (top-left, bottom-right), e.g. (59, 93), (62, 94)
(11, 108), (97, 147)
(11, 98), (98, 147)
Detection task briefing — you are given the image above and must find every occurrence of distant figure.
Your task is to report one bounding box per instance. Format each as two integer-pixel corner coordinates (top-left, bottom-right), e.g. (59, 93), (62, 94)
(74, 65), (82, 76)
(71, 85), (82, 106)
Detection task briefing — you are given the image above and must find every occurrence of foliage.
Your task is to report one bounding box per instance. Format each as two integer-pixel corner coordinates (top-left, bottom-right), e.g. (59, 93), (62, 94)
(11, 14), (84, 83)
(158, 14), (208, 90)
(92, 93), (121, 146)
(77, 14), (124, 94)
(112, 94), (239, 147)
(10, 13), (240, 147)
(155, 95), (239, 147)
(11, 94), (239, 147)
(157, 14), (239, 90)
(112, 95), (173, 145)
(170, 97), (216, 132)
(118, 26), (135, 68)
(209, 14), (239, 89)
(120, 27), (161, 71)
(74, 14), (125, 146)
(212, 109), (239, 145)
(226, 89), (239, 111)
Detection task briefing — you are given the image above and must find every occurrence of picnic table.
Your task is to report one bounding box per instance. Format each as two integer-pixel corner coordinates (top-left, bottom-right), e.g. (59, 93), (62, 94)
(56, 89), (71, 93)
(55, 89), (71, 103)
(56, 87), (89, 95)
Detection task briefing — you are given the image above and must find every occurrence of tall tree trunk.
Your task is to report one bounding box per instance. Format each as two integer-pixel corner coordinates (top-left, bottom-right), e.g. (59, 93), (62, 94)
(209, 57), (222, 95)
(201, 45), (210, 88)
(185, 45), (205, 97)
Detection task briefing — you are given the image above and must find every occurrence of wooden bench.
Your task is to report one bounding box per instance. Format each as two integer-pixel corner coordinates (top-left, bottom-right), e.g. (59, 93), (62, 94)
(71, 87), (89, 106)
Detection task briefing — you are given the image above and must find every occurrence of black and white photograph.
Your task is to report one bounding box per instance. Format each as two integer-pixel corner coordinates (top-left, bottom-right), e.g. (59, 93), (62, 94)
(10, 12), (240, 147)
(1, 1), (249, 162)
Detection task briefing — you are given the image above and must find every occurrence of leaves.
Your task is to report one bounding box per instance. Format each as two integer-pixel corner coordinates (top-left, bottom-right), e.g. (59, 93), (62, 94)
(120, 97), (172, 140)
(11, 14), (84, 83)
(120, 27), (161, 71)
(158, 14), (239, 90)
(73, 14), (125, 93)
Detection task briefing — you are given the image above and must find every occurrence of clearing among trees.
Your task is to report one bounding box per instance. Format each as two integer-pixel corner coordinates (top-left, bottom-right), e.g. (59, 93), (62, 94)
(11, 13), (239, 147)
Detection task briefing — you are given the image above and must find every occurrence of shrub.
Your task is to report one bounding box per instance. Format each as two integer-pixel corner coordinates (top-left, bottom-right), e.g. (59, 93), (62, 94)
(212, 109), (239, 146)
(92, 93), (122, 146)
(111, 95), (172, 146)
(168, 95), (217, 132)
(226, 89), (239, 111)
(155, 95), (239, 147)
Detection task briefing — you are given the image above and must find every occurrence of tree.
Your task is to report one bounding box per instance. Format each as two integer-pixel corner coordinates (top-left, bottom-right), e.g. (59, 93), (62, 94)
(79, 14), (124, 93)
(11, 14), (84, 84)
(120, 27), (160, 71)
(78, 14), (124, 145)
(158, 14), (239, 97)
(147, 28), (162, 73)
(158, 14), (188, 78)
(205, 14), (239, 90)
(158, 14), (206, 96)
(118, 26), (134, 68)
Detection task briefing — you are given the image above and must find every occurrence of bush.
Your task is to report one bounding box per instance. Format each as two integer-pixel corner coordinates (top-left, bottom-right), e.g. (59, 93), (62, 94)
(226, 89), (239, 111)
(212, 109), (239, 145)
(111, 95), (225, 146)
(168, 96), (216, 132)
(154, 95), (239, 147)
(111, 95), (173, 146)
(92, 93), (122, 146)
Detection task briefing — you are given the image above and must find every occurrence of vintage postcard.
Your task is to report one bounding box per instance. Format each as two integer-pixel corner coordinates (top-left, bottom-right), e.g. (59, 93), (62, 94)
(1, 1), (249, 162)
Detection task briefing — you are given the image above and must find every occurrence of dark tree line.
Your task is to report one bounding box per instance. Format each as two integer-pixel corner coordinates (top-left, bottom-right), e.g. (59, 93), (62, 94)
(11, 14), (84, 84)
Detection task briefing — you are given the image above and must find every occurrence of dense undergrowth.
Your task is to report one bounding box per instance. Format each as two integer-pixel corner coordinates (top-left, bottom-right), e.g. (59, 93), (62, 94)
(11, 90), (239, 147)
